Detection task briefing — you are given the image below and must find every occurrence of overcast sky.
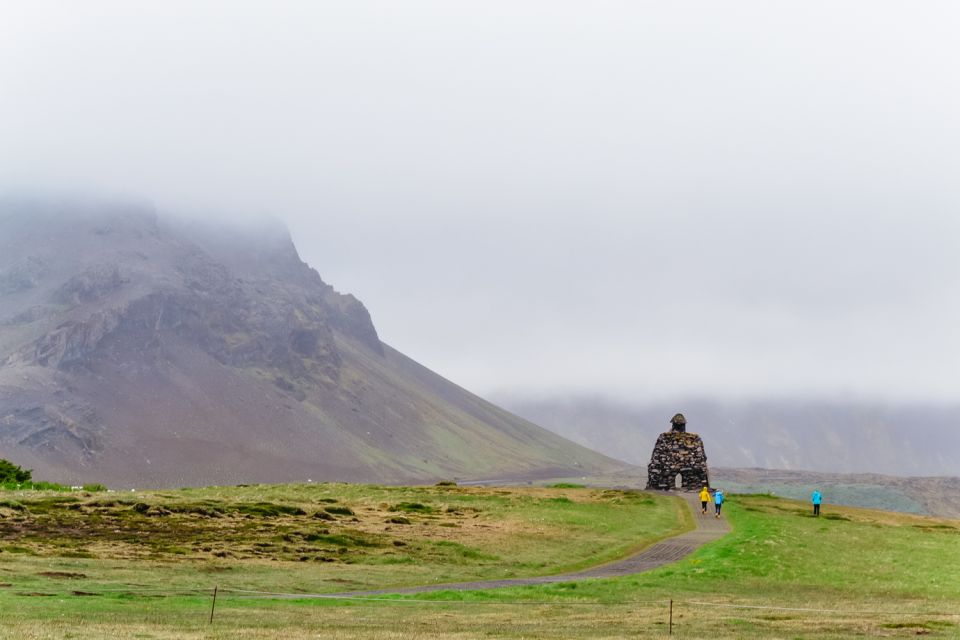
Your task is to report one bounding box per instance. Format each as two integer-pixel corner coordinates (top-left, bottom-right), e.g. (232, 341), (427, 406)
(2, 2), (958, 403)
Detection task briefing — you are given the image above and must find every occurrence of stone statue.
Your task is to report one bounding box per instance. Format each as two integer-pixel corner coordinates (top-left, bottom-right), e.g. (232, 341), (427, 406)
(670, 413), (687, 432)
(646, 413), (709, 491)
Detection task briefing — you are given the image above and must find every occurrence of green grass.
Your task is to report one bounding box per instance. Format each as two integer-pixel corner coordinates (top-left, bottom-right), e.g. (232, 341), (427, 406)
(0, 483), (681, 594)
(0, 488), (958, 638)
(719, 480), (928, 514)
(389, 495), (960, 637)
(453, 494), (960, 604)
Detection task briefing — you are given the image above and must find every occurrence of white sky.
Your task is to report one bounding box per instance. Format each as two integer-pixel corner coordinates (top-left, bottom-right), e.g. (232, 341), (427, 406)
(1, 1), (958, 402)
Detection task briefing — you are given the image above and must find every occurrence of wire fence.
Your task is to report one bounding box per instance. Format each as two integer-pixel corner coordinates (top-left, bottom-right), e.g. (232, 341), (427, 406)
(214, 590), (960, 636)
(8, 584), (959, 635)
(11, 584), (960, 613)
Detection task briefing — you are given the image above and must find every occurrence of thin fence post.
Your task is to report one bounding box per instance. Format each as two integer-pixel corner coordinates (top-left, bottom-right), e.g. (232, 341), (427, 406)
(209, 585), (218, 624)
(668, 598), (673, 635)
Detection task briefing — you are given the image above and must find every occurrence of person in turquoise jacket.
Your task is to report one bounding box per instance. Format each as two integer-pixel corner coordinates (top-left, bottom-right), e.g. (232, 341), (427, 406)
(812, 490), (822, 516)
(714, 489), (724, 518)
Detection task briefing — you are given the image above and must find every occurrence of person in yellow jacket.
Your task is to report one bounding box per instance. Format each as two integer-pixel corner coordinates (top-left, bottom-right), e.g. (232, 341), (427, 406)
(699, 486), (710, 514)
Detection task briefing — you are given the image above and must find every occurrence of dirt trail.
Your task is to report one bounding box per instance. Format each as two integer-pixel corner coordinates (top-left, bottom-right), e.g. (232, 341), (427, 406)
(340, 492), (729, 596)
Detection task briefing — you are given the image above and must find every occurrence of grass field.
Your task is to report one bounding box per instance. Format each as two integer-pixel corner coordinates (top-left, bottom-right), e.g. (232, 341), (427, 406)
(0, 485), (957, 638)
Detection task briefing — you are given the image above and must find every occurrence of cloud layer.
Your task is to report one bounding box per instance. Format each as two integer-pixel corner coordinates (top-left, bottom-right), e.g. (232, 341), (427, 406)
(2, 2), (958, 401)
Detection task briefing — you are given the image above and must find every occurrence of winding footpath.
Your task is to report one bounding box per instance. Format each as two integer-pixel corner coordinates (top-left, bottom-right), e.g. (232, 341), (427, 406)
(341, 492), (730, 596)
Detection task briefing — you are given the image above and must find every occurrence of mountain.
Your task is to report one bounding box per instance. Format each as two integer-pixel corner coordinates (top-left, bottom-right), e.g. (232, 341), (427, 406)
(495, 395), (960, 477)
(0, 199), (623, 488)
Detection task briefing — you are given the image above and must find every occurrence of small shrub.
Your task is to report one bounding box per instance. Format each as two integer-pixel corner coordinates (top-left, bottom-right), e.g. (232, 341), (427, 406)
(0, 459), (31, 484)
(324, 506), (355, 516)
(435, 481), (457, 487)
(82, 484), (108, 492)
(387, 516), (411, 525)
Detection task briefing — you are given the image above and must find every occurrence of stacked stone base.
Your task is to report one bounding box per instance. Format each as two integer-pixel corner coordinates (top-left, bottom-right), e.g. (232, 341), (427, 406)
(646, 431), (709, 491)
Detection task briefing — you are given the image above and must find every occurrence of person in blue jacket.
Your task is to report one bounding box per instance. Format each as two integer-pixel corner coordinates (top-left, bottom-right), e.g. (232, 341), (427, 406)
(714, 488), (724, 518)
(812, 489), (822, 516)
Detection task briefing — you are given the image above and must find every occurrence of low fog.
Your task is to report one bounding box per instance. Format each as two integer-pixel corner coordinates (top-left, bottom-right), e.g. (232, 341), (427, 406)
(2, 2), (959, 405)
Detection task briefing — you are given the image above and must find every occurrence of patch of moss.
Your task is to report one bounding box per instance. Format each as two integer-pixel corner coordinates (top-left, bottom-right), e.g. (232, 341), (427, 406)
(88, 500), (136, 509)
(303, 532), (380, 548)
(19, 496), (80, 513)
(389, 502), (434, 513)
(430, 540), (498, 561)
(4, 546), (36, 554)
(234, 502), (307, 517)
(882, 622), (938, 630)
(161, 503), (225, 517)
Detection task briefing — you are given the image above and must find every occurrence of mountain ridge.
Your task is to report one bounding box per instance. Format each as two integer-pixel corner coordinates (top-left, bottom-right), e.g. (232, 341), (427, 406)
(0, 199), (624, 487)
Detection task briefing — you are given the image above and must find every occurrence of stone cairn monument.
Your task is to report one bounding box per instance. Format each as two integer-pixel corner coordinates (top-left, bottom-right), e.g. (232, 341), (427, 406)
(645, 413), (710, 491)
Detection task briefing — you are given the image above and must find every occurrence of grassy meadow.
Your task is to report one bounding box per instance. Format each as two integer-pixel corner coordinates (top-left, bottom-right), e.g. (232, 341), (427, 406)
(0, 485), (957, 638)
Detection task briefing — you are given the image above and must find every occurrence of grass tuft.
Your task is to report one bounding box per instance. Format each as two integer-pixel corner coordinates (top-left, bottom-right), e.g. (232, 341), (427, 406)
(389, 502), (435, 513)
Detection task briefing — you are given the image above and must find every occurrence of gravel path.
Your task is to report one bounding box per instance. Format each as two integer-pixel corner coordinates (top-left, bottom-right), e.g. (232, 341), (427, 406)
(338, 492), (730, 596)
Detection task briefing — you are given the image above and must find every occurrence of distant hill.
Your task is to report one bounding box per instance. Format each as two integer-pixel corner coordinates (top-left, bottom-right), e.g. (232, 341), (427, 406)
(0, 199), (624, 487)
(710, 467), (960, 520)
(495, 395), (960, 477)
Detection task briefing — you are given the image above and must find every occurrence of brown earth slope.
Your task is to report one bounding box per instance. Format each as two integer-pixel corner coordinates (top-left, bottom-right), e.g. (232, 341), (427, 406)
(0, 199), (624, 487)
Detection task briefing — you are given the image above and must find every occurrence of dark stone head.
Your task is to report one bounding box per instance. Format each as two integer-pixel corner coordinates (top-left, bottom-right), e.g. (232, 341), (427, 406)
(670, 413), (687, 432)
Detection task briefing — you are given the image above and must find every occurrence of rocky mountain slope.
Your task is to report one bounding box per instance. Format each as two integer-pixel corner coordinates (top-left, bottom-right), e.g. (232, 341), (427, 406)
(0, 200), (623, 487)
